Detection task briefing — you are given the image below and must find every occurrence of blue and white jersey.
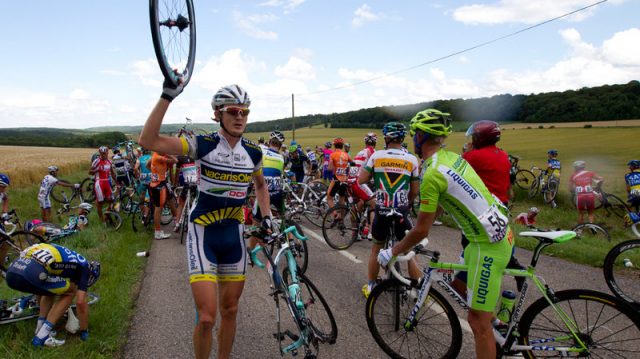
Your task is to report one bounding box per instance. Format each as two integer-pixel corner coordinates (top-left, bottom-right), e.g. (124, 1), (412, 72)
(37, 175), (59, 201)
(307, 151), (317, 164)
(547, 158), (561, 170)
(181, 132), (262, 226)
(626, 170), (640, 197)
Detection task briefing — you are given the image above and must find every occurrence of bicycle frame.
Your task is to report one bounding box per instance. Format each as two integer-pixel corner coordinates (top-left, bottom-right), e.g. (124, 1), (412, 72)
(283, 180), (324, 214)
(390, 242), (591, 355)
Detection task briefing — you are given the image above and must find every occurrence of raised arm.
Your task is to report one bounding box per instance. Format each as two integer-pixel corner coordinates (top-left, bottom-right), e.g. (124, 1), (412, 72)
(138, 99), (184, 156)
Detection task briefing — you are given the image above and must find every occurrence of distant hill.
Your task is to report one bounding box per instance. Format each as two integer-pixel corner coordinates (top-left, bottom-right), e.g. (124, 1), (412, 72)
(0, 128), (127, 148)
(85, 123), (218, 135)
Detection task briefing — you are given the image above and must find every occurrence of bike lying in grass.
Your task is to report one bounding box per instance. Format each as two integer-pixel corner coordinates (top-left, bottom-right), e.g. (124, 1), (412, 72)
(248, 226), (337, 359)
(0, 292), (100, 325)
(365, 230), (640, 358)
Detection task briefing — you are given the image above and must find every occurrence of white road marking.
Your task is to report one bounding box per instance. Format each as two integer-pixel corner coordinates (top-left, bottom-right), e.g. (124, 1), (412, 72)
(300, 224), (363, 264)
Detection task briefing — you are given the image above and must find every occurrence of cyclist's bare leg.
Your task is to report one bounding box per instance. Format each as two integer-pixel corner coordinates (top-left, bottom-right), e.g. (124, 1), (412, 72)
(468, 309), (496, 359)
(217, 281), (245, 359)
(368, 243), (383, 282)
(587, 208), (595, 223)
(191, 281), (218, 359)
(407, 258), (421, 280)
(39, 295), (53, 319)
(96, 201), (105, 222)
(450, 278), (468, 298)
(41, 208), (51, 222)
(154, 188), (167, 231)
(44, 286), (76, 328)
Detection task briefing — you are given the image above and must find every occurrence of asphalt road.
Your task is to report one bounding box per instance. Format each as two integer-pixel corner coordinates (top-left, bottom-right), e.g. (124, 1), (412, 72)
(122, 219), (633, 359)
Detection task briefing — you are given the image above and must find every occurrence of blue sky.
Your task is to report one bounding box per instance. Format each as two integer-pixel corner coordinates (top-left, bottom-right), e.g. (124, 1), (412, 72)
(1, 0), (638, 129)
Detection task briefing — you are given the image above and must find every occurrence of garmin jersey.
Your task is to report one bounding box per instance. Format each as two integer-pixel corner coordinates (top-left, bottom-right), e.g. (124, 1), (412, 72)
(262, 148), (285, 194)
(626, 170), (640, 196)
(420, 148), (512, 244)
(37, 175), (59, 200)
(354, 146), (375, 169)
(138, 154), (153, 185)
(365, 148), (419, 210)
(21, 243), (92, 291)
(181, 132), (262, 226)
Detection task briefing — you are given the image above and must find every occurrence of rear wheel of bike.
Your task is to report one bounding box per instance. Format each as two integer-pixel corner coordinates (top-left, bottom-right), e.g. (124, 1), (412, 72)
(543, 179), (559, 203)
(302, 196), (329, 228)
(81, 178), (96, 203)
(282, 270), (338, 344)
(571, 223), (610, 242)
(604, 194), (629, 218)
(283, 219), (308, 274)
(149, 0), (196, 87)
(104, 211), (122, 231)
(518, 289), (640, 358)
(515, 169), (535, 190)
(365, 280), (462, 359)
(322, 205), (359, 250)
(527, 179), (539, 199)
(603, 240), (640, 307)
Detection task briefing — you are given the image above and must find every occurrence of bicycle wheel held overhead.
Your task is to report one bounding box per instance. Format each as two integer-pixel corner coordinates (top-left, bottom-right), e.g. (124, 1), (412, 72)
(149, 0), (197, 87)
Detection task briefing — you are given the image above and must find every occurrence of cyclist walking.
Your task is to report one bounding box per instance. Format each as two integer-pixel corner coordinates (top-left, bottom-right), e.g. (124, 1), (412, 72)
(38, 166), (79, 222)
(569, 160), (603, 224)
(377, 109), (514, 359)
(148, 151), (178, 240)
(358, 122), (421, 298)
(139, 81), (272, 359)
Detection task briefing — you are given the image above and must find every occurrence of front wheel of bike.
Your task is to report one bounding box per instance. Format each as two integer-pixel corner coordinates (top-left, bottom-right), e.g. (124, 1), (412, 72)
(603, 239), (640, 307)
(366, 279), (462, 359)
(104, 211), (122, 231)
(81, 177), (96, 203)
(515, 169), (535, 190)
(284, 219), (308, 274)
(571, 223), (610, 242)
(322, 205), (359, 250)
(518, 289), (640, 358)
(302, 197), (329, 228)
(604, 194), (630, 218)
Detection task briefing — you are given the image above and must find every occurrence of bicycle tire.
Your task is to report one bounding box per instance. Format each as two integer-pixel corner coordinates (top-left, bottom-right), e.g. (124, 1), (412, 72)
(604, 194), (630, 218)
(633, 222), (640, 239)
(149, 0), (197, 87)
(365, 279), (462, 359)
(527, 178), (539, 199)
(3, 231), (44, 269)
(180, 200), (190, 245)
(0, 292), (100, 325)
(132, 203), (152, 233)
(518, 289), (640, 358)
(282, 270), (338, 343)
(571, 223), (610, 242)
(543, 179), (558, 203)
(301, 196), (328, 228)
(321, 205), (358, 250)
(515, 169), (535, 190)
(81, 177), (96, 203)
(104, 211), (122, 231)
(603, 239), (640, 307)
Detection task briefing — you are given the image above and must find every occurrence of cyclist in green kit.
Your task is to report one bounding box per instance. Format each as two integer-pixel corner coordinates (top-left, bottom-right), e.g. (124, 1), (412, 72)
(377, 109), (514, 359)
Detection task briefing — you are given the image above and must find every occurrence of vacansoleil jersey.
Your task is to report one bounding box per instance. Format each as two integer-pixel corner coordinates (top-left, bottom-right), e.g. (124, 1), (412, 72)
(181, 132), (262, 226)
(365, 148), (419, 210)
(420, 148), (512, 244)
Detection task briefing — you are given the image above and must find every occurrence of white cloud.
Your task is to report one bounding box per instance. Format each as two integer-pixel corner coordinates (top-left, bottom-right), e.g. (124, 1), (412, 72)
(192, 49), (266, 92)
(69, 89), (89, 100)
(131, 59), (162, 87)
(259, 0), (306, 13)
(352, 4), (383, 27)
(602, 28), (640, 66)
(234, 11), (279, 40)
(453, 0), (608, 25)
(275, 56), (316, 81)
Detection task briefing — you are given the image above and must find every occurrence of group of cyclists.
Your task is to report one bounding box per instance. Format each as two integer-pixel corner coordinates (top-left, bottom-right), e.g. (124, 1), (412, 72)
(1, 73), (639, 358)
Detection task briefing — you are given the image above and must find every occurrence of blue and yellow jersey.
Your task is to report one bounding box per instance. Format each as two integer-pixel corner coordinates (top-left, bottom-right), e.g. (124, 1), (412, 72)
(262, 148), (285, 195)
(22, 243), (91, 290)
(626, 170), (640, 196)
(547, 158), (561, 177)
(181, 132), (263, 226)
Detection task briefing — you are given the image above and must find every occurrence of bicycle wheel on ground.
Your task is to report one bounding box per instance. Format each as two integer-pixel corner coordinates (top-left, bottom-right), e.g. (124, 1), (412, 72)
(81, 177), (96, 203)
(543, 179), (559, 203)
(321, 205), (358, 250)
(283, 220), (308, 274)
(149, 0), (197, 87)
(282, 270), (338, 344)
(527, 179), (539, 199)
(104, 211), (122, 231)
(571, 223), (610, 242)
(515, 169), (535, 190)
(603, 240), (640, 307)
(518, 289), (640, 358)
(365, 279), (462, 359)
(604, 194), (630, 218)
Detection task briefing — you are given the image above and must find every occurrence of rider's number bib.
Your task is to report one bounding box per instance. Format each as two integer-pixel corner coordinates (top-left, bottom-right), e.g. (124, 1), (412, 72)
(575, 185), (592, 193)
(375, 190), (408, 209)
(32, 248), (55, 267)
(265, 177), (282, 192)
(478, 205), (509, 243)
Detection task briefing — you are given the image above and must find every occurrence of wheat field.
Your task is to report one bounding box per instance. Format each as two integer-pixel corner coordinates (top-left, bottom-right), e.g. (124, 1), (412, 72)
(0, 145), (95, 187)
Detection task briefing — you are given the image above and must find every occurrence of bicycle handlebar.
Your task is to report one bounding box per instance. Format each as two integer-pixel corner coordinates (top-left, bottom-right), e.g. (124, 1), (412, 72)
(388, 238), (429, 286)
(248, 225), (308, 268)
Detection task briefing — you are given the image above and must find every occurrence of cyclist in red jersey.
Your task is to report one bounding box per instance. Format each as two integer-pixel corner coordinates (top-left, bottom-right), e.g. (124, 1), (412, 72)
(569, 160), (603, 224)
(89, 146), (116, 223)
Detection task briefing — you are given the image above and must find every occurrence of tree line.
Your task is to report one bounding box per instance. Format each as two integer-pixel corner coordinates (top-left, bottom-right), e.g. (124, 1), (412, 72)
(0, 129), (127, 148)
(246, 80), (640, 132)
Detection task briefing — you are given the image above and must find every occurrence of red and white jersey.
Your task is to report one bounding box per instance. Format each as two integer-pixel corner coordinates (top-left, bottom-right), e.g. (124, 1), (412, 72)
(354, 146), (375, 169)
(92, 158), (113, 181)
(570, 170), (596, 194)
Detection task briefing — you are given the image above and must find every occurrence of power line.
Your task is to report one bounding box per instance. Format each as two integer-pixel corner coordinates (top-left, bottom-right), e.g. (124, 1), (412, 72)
(292, 0), (608, 98)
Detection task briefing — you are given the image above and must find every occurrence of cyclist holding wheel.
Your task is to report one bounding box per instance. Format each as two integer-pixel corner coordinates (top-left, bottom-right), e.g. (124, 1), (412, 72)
(38, 166), (79, 222)
(139, 80), (272, 359)
(547, 149), (561, 179)
(377, 109), (514, 359)
(5, 243), (100, 347)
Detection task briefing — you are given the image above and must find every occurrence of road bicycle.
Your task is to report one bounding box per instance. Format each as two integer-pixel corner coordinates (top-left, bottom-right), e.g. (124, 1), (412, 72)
(51, 177), (95, 205)
(248, 226), (337, 359)
(603, 239), (640, 309)
(570, 222), (611, 242)
(365, 230), (640, 358)
(283, 178), (328, 228)
(174, 184), (197, 245)
(1, 209), (23, 236)
(528, 166), (559, 204)
(0, 227), (44, 276)
(0, 292), (100, 325)
(593, 183), (629, 219)
(509, 155), (536, 190)
(321, 183), (373, 250)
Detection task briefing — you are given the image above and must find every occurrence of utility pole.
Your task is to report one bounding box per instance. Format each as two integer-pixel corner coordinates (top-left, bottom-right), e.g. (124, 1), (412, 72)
(291, 93), (295, 141)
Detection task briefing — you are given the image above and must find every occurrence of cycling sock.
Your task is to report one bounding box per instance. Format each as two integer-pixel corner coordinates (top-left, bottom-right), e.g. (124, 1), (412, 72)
(35, 317), (45, 334)
(35, 320), (54, 340)
(367, 280), (377, 291)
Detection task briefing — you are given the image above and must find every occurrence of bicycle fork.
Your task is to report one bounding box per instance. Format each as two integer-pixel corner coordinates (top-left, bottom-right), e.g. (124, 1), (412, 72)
(403, 266), (435, 331)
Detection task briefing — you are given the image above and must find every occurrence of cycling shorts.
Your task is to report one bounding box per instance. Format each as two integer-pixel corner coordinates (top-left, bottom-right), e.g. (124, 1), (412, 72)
(327, 180), (348, 197)
(575, 193), (595, 211)
(149, 182), (169, 207)
(94, 179), (113, 203)
(116, 174), (132, 187)
(350, 182), (373, 202)
(186, 222), (247, 283)
(6, 257), (70, 296)
(252, 193), (283, 221)
(371, 209), (412, 246)
(322, 167), (333, 180)
(292, 171), (305, 183)
(38, 196), (52, 209)
(464, 236), (513, 312)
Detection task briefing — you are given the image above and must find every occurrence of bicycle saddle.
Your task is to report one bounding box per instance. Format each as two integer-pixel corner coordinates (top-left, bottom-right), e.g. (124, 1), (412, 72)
(519, 230), (576, 243)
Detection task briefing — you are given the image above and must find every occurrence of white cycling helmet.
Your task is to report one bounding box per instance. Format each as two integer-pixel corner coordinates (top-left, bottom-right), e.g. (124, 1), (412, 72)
(211, 84), (251, 110)
(48, 165), (59, 173)
(529, 207), (539, 214)
(78, 203), (93, 212)
(573, 160), (586, 169)
(269, 130), (285, 143)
